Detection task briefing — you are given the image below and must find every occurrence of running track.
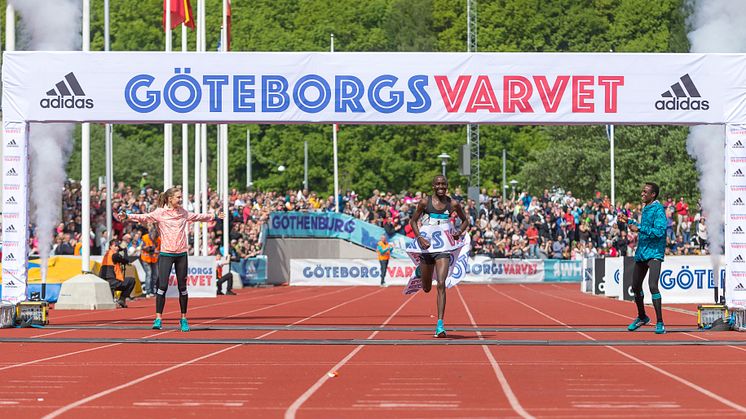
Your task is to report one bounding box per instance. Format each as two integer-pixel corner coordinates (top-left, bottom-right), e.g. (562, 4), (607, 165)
(1, 283), (745, 418)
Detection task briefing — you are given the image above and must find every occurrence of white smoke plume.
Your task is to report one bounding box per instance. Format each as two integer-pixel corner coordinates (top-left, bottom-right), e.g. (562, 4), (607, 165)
(687, 0), (746, 270)
(10, 0), (81, 282)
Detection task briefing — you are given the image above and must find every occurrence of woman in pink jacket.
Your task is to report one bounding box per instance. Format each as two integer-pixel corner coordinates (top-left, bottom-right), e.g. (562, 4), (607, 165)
(118, 187), (222, 332)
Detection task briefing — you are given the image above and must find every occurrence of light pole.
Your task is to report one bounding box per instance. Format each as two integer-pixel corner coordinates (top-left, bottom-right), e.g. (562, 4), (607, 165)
(437, 153), (451, 177)
(510, 179), (518, 198)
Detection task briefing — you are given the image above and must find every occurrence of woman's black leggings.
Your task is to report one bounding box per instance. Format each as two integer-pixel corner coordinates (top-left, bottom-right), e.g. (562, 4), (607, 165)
(155, 254), (189, 315)
(631, 259), (663, 322)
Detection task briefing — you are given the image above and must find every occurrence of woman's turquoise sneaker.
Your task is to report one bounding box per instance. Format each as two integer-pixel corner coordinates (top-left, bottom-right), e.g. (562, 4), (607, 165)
(180, 318), (190, 332)
(627, 316), (650, 331)
(152, 318), (162, 330)
(655, 322), (666, 334)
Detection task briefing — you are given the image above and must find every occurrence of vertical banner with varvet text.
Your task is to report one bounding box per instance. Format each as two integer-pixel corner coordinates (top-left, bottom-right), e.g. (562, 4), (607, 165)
(1, 120), (29, 303)
(726, 124), (746, 309)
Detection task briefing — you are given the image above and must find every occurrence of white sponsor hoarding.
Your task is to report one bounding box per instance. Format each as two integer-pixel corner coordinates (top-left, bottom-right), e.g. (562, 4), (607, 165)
(622, 255), (724, 304)
(290, 257), (544, 286)
(164, 256), (216, 298)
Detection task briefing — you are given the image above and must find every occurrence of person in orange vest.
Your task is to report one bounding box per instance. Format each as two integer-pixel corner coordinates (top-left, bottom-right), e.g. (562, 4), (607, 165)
(140, 225), (161, 297)
(377, 234), (393, 287)
(216, 253), (236, 295)
(99, 239), (135, 308)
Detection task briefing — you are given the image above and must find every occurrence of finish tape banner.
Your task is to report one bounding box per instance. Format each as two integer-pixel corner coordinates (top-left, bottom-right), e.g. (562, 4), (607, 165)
(5, 52), (746, 124)
(165, 256), (216, 298)
(268, 211), (411, 259)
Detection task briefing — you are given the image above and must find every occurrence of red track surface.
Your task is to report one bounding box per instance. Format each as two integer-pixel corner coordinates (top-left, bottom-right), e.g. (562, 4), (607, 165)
(1, 283), (745, 418)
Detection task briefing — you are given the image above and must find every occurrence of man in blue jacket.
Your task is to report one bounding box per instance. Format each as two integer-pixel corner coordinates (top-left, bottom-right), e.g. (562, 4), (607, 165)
(619, 182), (667, 334)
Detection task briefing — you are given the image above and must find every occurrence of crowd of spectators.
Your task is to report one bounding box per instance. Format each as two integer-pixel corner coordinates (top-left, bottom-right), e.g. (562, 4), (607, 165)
(34, 176), (711, 261)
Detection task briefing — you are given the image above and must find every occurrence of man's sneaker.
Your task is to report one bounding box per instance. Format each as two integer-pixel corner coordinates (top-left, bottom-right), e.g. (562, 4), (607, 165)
(152, 318), (162, 330)
(655, 322), (666, 334)
(226, 290), (237, 295)
(627, 315), (650, 331)
(180, 318), (190, 332)
(216, 290), (224, 295)
(434, 319), (446, 338)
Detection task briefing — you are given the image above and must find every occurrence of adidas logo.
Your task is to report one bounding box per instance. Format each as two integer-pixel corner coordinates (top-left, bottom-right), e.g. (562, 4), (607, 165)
(5, 196), (17, 205)
(4, 253), (15, 262)
(735, 226), (745, 234)
(5, 224), (16, 233)
(735, 197), (745, 206)
(736, 283), (746, 290)
(655, 74), (709, 111)
(39, 72), (94, 109)
(5, 168), (18, 176)
(735, 254), (745, 263)
(735, 169), (745, 178)
(6, 139), (18, 147)
(735, 140), (745, 149)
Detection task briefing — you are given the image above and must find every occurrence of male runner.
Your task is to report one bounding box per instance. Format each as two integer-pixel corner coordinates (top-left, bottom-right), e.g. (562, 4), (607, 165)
(410, 175), (469, 337)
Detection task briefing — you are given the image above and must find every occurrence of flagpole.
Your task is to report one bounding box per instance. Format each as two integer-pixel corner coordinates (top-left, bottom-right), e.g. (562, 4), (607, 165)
(331, 33), (339, 213)
(610, 124), (615, 209)
(246, 129), (252, 189)
(193, 0), (203, 255)
(164, 0), (173, 190)
(81, 0), (91, 274)
(104, 0), (113, 250)
(199, 0), (208, 255)
(181, 23), (189, 229)
(221, 0), (229, 257)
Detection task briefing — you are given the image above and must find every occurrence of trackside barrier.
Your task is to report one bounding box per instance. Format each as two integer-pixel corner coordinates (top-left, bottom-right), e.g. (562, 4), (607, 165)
(288, 258), (582, 286)
(581, 255), (724, 305)
(231, 256), (268, 286)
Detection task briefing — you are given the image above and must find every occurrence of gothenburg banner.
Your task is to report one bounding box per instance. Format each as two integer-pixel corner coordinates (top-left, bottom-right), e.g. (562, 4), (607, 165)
(4, 52), (746, 124)
(268, 211), (411, 259)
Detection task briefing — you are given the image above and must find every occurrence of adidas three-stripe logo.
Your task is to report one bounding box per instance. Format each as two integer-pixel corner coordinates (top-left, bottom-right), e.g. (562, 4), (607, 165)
(735, 254), (745, 262)
(5, 168), (18, 176)
(735, 197), (745, 205)
(654, 73), (709, 111)
(734, 140), (744, 149)
(46, 72), (86, 97)
(39, 72), (94, 109)
(735, 169), (744, 177)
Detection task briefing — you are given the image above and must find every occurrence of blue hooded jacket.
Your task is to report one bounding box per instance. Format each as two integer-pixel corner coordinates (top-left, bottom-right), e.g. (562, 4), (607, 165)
(631, 200), (667, 262)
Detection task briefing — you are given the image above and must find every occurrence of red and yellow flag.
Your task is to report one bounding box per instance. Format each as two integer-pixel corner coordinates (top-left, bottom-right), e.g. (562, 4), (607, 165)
(163, 0), (195, 30)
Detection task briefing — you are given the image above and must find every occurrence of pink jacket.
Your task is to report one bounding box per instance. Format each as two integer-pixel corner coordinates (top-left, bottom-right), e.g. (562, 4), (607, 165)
(128, 207), (214, 254)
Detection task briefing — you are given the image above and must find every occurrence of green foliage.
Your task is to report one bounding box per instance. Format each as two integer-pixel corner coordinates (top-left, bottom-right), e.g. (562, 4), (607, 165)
(48, 0), (700, 202)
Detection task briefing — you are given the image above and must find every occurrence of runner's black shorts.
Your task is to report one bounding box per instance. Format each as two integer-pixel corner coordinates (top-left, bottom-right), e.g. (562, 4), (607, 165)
(420, 252), (451, 264)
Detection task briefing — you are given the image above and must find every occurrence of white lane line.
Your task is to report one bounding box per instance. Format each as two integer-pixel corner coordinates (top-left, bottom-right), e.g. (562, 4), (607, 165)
(30, 286), (310, 338)
(41, 344), (243, 419)
(2, 287), (352, 373)
(455, 286), (535, 419)
(43, 287), (384, 418)
(284, 294), (416, 419)
(527, 284), (746, 353)
(493, 286), (746, 415)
